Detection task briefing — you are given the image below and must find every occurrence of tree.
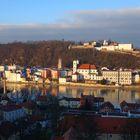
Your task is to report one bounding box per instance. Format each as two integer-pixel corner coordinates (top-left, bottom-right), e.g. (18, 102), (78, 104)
(121, 119), (140, 140)
(23, 123), (52, 140)
(74, 115), (99, 140)
(100, 79), (107, 85)
(46, 94), (61, 131)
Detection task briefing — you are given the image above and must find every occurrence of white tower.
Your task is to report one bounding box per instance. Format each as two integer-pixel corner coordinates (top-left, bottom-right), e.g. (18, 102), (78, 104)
(58, 58), (62, 69)
(73, 60), (79, 74)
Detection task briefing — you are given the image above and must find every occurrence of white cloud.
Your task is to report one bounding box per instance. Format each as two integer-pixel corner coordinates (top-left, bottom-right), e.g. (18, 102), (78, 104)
(0, 8), (140, 46)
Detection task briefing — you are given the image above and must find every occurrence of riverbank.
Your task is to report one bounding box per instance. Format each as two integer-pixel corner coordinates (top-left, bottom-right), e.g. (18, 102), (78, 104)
(61, 82), (140, 90)
(0, 81), (140, 90)
(59, 82), (121, 88)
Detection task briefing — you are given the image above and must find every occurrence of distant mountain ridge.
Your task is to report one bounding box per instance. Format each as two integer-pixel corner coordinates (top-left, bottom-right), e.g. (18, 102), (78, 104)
(0, 40), (140, 69)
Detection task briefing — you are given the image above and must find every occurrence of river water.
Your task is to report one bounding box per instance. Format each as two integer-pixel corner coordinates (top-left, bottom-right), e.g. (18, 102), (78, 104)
(1, 83), (140, 108)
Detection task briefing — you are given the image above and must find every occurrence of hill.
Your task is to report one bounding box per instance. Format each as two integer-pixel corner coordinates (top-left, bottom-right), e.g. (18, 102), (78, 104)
(0, 40), (140, 69)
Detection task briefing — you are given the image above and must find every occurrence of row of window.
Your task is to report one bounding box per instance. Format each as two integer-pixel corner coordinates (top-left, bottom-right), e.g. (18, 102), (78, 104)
(78, 70), (97, 73)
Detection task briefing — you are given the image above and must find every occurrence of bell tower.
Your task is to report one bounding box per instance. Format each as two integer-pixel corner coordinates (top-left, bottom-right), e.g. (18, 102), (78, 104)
(73, 60), (79, 74)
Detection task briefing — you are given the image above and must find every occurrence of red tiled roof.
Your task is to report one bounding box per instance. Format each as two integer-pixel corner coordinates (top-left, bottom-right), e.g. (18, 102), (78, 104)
(90, 64), (96, 69)
(57, 115), (140, 134)
(1, 104), (21, 112)
(78, 64), (96, 69)
(37, 96), (47, 101)
(19, 101), (36, 109)
(120, 101), (140, 112)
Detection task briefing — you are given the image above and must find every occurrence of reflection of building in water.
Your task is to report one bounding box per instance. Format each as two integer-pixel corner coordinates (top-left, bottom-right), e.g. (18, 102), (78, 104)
(58, 86), (73, 98)
(71, 88), (78, 98)
(6, 83), (26, 92)
(2, 83), (139, 107)
(51, 87), (58, 96)
(41, 85), (51, 95)
(59, 86), (67, 94)
(94, 89), (134, 107)
(82, 88), (91, 95)
(135, 92), (140, 104)
(41, 88), (47, 96)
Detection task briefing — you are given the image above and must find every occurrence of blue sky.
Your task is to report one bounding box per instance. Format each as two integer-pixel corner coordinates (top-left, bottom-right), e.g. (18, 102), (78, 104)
(0, 0), (140, 24)
(0, 0), (140, 46)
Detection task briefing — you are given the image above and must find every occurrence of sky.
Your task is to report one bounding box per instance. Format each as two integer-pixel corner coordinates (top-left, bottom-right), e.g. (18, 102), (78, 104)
(0, 0), (140, 46)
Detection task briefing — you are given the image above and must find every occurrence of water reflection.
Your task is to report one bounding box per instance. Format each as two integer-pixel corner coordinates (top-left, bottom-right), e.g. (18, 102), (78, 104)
(1, 83), (140, 107)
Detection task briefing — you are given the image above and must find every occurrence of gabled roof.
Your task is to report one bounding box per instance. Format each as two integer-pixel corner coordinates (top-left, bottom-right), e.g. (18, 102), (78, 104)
(1, 104), (22, 112)
(120, 101), (140, 110)
(37, 96), (47, 102)
(19, 101), (36, 109)
(57, 115), (140, 135)
(100, 102), (114, 109)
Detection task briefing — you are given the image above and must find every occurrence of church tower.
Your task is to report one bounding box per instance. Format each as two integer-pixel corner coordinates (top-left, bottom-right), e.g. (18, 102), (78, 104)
(73, 60), (79, 74)
(58, 58), (62, 69)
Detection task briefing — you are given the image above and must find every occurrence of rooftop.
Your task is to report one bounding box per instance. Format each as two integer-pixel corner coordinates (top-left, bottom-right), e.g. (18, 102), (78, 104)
(1, 104), (22, 112)
(78, 64), (96, 70)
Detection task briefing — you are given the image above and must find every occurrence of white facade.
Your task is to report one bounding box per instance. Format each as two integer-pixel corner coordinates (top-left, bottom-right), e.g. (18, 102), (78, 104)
(59, 99), (68, 107)
(102, 70), (132, 85)
(102, 71), (119, 84)
(118, 44), (133, 51)
(69, 100), (80, 108)
(7, 65), (19, 71)
(59, 77), (71, 84)
(73, 60), (79, 74)
(134, 74), (140, 83)
(96, 43), (133, 52)
(119, 71), (132, 85)
(77, 69), (98, 80)
(0, 66), (5, 72)
(5, 71), (23, 82)
(95, 75), (103, 81)
(72, 60), (98, 80)
(59, 98), (80, 108)
(100, 45), (116, 51)
(3, 108), (25, 122)
(72, 74), (81, 82)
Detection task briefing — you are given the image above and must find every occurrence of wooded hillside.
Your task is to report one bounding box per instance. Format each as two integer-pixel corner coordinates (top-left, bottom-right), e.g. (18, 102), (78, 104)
(0, 41), (140, 69)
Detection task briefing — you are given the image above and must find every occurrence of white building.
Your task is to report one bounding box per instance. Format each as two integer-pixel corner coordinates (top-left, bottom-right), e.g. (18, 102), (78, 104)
(95, 42), (133, 52)
(73, 60), (98, 80)
(7, 64), (20, 71)
(118, 44), (133, 51)
(5, 70), (24, 82)
(119, 71), (132, 85)
(0, 66), (5, 72)
(102, 70), (132, 85)
(73, 60), (79, 74)
(102, 71), (119, 84)
(132, 73), (140, 84)
(72, 73), (81, 82)
(59, 97), (80, 108)
(59, 77), (71, 84)
(2, 105), (25, 122)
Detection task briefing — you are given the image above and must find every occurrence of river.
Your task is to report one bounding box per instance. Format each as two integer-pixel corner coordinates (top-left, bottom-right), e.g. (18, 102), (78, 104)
(1, 83), (140, 107)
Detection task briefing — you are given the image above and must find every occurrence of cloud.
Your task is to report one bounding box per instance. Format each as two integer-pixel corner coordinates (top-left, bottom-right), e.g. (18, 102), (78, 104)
(0, 8), (140, 47)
